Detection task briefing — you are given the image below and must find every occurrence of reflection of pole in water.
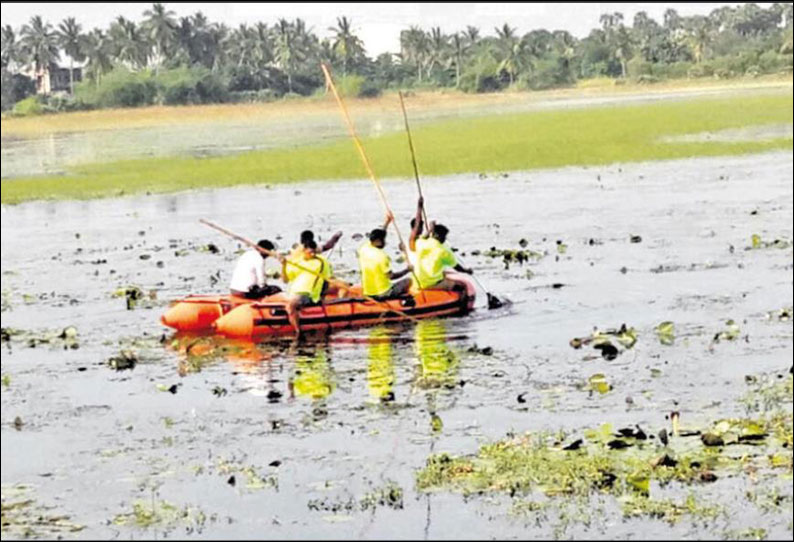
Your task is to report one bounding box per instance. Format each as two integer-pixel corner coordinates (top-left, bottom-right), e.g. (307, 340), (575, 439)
(414, 320), (457, 539)
(367, 327), (395, 401)
(424, 395), (439, 540)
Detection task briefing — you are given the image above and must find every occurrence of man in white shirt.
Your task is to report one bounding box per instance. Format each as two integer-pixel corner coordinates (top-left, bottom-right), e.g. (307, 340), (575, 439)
(229, 239), (282, 299)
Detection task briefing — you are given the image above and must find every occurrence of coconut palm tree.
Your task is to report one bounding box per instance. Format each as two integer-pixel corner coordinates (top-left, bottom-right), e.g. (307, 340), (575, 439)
(495, 23), (517, 44)
(142, 2), (176, 72)
(250, 22), (271, 69)
(685, 16), (713, 64)
(273, 18), (296, 92)
(109, 16), (149, 70)
(189, 12), (221, 69)
(612, 25), (632, 77)
(319, 38), (338, 66)
(464, 25), (480, 48)
(494, 24), (520, 85)
(498, 38), (530, 86)
(172, 16), (194, 65)
(329, 16), (364, 77)
(229, 24), (253, 68)
(1, 25), (25, 72)
(551, 30), (577, 69)
(400, 26), (429, 83)
(20, 15), (60, 75)
(84, 28), (112, 85)
(426, 27), (448, 79)
(205, 23), (228, 71)
(57, 17), (85, 94)
(450, 32), (466, 88)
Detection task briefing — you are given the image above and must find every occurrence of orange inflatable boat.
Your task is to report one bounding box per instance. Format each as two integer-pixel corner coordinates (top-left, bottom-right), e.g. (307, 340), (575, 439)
(160, 294), (253, 332)
(161, 275), (476, 337)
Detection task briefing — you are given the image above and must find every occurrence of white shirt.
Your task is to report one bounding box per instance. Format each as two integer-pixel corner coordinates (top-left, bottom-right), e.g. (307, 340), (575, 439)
(229, 250), (266, 292)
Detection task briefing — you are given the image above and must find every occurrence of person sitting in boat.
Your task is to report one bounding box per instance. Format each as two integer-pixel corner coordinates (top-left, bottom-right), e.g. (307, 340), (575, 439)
(290, 230), (343, 260)
(229, 239), (283, 299)
(412, 222), (473, 291)
(288, 229), (346, 298)
(357, 213), (413, 301)
(282, 239), (332, 336)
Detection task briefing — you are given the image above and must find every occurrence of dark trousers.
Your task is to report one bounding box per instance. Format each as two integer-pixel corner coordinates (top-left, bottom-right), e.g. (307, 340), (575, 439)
(231, 284), (282, 299)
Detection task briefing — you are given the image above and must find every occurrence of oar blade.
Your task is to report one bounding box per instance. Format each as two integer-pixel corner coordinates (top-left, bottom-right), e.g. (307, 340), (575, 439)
(486, 293), (504, 310)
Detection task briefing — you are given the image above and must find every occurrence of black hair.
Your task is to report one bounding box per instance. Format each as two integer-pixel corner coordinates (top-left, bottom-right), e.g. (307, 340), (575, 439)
(304, 239), (318, 250)
(300, 230), (315, 245)
(257, 239), (274, 258)
(433, 224), (449, 241)
(369, 228), (387, 243)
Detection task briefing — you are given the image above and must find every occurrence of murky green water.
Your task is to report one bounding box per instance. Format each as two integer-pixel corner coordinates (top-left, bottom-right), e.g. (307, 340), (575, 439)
(1, 151), (792, 539)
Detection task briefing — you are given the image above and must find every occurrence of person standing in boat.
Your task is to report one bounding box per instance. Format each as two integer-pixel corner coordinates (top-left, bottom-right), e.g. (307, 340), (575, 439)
(229, 239), (283, 299)
(357, 212), (413, 301)
(282, 239), (332, 337)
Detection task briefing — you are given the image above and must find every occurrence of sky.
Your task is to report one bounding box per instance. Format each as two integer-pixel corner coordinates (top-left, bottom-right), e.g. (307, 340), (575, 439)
(0, 2), (774, 57)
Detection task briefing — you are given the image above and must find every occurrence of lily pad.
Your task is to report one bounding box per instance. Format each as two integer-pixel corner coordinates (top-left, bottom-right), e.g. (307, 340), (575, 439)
(655, 321), (675, 345)
(626, 473), (650, 495)
(108, 350), (138, 371)
(588, 373), (611, 394)
(714, 319), (741, 342)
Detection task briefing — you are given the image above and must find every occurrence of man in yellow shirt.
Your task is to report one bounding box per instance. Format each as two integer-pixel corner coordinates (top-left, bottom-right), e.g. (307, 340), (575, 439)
(357, 213), (413, 300)
(407, 196), (473, 291)
(412, 222), (473, 291)
(282, 239), (332, 336)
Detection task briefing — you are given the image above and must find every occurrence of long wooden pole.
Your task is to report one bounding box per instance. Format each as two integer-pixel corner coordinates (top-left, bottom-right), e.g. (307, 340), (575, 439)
(394, 92), (504, 310)
(398, 90), (428, 227)
(320, 64), (418, 276)
(199, 219), (418, 322)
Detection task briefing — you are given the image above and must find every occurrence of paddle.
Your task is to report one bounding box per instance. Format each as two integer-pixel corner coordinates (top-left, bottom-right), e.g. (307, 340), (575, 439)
(199, 219), (419, 323)
(397, 91), (505, 310)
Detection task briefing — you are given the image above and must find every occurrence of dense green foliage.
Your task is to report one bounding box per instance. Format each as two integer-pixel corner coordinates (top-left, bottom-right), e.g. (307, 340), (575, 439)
(1, 3), (792, 111)
(72, 66), (228, 107)
(0, 70), (35, 110)
(2, 92), (790, 204)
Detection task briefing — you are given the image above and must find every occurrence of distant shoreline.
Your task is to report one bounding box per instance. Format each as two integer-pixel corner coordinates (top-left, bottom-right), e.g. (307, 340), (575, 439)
(1, 83), (791, 205)
(2, 74), (791, 140)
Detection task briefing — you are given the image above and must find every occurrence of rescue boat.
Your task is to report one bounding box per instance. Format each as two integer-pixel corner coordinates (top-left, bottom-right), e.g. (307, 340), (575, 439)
(161, 274), (476, 337)
(160, 294), (252, 332)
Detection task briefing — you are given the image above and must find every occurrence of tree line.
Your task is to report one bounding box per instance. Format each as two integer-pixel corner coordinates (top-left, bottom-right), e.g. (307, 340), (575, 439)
(1, 2), (792, 112)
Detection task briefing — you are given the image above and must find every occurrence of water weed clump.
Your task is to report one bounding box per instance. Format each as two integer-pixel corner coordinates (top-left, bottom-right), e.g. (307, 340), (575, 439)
(112, 498), (213, 533)
(1, 485), (84, 538)
(417, 376), (793, 523)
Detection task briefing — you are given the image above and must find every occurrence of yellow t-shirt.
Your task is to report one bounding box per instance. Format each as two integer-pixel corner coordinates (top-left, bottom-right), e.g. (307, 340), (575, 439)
(413, 237), (457, 289)
(358, 241), (392, 297)
(285, 253), (331, 303)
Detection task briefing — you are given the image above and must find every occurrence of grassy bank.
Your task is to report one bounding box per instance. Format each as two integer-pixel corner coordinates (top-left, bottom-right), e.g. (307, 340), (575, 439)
(2, 92), (792, 205)
(2, 75), (790, 140)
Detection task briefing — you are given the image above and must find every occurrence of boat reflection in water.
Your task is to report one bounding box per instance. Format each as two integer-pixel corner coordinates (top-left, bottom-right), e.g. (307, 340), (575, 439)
(414, 319), (462, 435)
(166, 318), (463, 407)
(290, 345), (334, 401)
(414, 320), (459, 391)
